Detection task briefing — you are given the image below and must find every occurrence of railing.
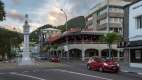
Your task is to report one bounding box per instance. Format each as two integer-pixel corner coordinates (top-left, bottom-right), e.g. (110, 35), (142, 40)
(117, 41), (128, 48)
(59, 41), (107, 45)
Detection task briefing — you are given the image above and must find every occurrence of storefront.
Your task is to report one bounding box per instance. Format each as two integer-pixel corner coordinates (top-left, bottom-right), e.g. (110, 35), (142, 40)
(130, 48), (142, 68)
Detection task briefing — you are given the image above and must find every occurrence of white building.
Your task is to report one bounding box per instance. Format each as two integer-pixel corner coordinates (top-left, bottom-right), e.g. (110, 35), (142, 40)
(124, 0), (142, 68)
(85, 0), (130, 33)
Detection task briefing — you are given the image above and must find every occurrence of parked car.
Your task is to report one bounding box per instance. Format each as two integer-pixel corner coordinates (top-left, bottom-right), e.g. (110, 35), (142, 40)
(87, 57), (119, 73)
(51, 56), (60, 63)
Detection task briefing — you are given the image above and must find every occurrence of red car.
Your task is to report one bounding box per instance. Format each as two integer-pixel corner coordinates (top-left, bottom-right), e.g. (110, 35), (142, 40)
(51, 56), (60, 63)
(87, 57), (119, 73)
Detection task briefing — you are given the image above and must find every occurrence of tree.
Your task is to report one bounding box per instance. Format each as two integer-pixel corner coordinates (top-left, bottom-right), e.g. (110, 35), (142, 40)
(0, 28), (23, 60)
(67, 16), (86, 30)
(0, 0), (5, 21)
(56, 16), (86, 33)
(101, 32), (121, 59)
(56, 25), (66, 33)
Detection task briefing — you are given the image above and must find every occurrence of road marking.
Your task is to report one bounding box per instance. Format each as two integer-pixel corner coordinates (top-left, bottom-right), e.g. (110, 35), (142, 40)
(138, 73), (142, 75)
(33, 70), (38, 72)
(52, 69), (112, 80)
(23, 71), (29, 73)
(9, 72), (46, 80)
(121, 70), (129, 73)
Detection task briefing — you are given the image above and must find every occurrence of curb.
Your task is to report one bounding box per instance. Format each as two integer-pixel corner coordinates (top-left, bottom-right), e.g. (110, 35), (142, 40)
(121, 70), (142, 76)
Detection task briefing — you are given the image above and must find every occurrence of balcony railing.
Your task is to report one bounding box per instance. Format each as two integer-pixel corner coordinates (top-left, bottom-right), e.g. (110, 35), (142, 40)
(117, 41), (128, 48)
(60, 41), (107, 45)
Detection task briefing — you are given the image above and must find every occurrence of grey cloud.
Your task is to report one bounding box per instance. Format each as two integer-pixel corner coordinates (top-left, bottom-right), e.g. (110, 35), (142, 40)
(63, 0), (102, 16)
(12, 0), (22, 4)
(7, 11), (25, 22)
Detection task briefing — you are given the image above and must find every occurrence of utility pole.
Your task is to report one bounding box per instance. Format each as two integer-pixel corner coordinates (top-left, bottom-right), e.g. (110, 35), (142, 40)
(107, 0), (110, 32)
(106, 0), (112, 59)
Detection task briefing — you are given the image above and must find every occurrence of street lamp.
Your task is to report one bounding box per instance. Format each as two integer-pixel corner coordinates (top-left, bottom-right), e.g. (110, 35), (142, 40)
(60, 9), (69, 60)
(60, 9), (67, 29)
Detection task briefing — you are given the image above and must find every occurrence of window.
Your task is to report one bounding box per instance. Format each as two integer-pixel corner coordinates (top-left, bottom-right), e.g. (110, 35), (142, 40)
(99, 19), (107, 25)
(135, 50), (141, 59)
(109, 8), (123, 13)
(136, 16), (142, 29)
(131, 49), (142, 63)
(110, 18), (122, 23)
(114, 18), (118, 22)
(110, 18), (114, 22)
(114, 28), (119, 32)
(97, 8), (107, 16)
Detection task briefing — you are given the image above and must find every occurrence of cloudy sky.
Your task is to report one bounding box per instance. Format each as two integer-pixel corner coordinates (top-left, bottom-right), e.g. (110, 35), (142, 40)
(1, 0), (103, 32)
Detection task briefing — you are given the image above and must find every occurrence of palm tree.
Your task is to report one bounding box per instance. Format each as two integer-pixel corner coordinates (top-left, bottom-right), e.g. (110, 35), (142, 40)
(102, 32), (121, 59)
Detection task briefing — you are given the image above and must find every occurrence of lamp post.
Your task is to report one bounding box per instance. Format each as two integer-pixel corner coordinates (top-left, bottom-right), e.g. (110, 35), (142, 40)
(60, 9), (69, 60)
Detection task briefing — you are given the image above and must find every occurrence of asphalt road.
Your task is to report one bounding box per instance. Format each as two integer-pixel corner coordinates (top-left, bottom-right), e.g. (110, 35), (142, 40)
(0, 61), (142, 80)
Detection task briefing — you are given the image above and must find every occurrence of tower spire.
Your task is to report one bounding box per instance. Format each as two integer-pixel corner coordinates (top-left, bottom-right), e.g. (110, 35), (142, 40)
(25, 14), (29, 24)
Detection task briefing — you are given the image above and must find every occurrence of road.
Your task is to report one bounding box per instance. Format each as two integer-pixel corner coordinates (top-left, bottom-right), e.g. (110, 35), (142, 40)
(0, 61), (142, 80)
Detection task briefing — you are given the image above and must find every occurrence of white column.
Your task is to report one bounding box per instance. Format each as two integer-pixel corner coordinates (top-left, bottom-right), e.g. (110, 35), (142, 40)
(82, 49), (85, 61)
(117, 51), (120, 61)
(98, 50), (102, 58)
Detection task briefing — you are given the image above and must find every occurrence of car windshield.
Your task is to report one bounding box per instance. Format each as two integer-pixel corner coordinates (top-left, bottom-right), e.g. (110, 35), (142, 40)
(102, 57), (115, 62)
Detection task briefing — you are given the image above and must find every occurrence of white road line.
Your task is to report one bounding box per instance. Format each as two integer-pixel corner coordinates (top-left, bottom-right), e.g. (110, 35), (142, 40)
(9, 72), (46, 80)
(138, 73), (142, 75)
(121, 70), (129, 73)
(52, 69), (112, 80)
(23, 71), (29, 73)
(33, 70), (38, 73)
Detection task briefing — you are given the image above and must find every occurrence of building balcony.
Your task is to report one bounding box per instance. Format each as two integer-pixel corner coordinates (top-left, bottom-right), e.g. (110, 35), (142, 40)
(96, 23), (122, 31)
(109, 12), (124, 18)
(117, 41), (128, 48)
(97, 12), (124, 21)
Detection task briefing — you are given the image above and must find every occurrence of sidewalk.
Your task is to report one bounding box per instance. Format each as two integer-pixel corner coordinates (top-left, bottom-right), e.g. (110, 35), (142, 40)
(120, 62), (142, 75)
(0, 61), (64, 69)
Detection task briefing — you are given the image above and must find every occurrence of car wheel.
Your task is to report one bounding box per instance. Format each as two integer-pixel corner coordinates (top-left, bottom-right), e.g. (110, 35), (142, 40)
(87, 64), (91, 70)
(115, 70), (119, 73)
(99, 67), (104, 72)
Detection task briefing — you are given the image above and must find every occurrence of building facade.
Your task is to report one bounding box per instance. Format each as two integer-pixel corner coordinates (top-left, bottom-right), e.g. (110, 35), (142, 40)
(48, 31), (124, 61)
(86, 0), (130, 33)
(124, 0), (142, 68)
